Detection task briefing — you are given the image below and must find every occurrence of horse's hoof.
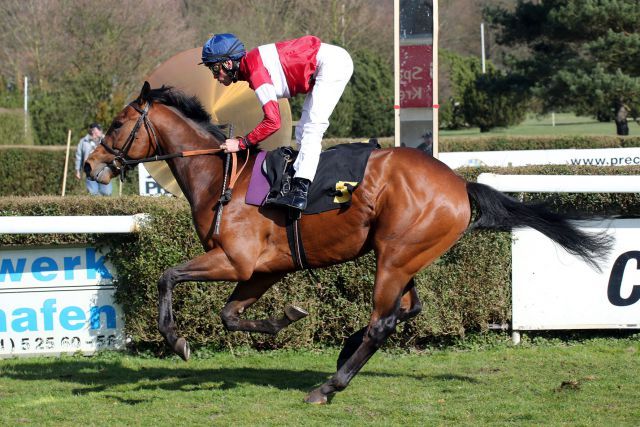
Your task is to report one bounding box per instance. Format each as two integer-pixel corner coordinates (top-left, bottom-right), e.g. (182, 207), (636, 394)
(304, 388), (328, 405)
(285, 305), (309, 322)
(174, 337), (190, 361)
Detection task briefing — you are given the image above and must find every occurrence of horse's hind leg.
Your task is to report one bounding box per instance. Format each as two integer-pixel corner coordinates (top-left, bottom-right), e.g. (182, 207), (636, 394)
(336, 279), (421, 369)
(220, 272), (309, 334)
(305, 267), (411, 404)
(305, 217), (465, 403)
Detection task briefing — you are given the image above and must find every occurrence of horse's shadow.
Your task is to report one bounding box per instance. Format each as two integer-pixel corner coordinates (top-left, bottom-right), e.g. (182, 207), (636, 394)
(1, 357), (477, 398)
(2, 358), (329, 395)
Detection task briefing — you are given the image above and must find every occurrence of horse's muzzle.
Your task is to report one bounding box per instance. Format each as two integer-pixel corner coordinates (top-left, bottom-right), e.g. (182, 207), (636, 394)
(84, 160), (114, 184)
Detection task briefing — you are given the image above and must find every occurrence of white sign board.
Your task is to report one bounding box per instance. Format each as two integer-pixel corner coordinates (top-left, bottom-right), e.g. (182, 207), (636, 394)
(512, 219), (640, 330)
(138, 163), (171, 196)
(440, 147), (640, 169)
(0, 247), (124, 357)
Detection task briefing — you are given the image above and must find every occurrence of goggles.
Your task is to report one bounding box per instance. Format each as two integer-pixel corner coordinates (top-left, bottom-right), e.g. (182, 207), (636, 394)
(207, 62), (223, 77)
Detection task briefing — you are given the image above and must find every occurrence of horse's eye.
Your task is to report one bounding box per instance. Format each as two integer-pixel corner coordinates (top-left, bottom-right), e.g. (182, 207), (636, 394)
(113, 122), (123, 129)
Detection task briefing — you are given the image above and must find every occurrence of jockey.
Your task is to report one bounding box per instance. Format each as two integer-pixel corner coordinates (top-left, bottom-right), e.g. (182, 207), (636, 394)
(200, 33), (354, 211)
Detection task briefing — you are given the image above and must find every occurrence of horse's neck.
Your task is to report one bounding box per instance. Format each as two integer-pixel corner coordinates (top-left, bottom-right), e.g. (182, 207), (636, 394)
(154, 112), (225, 209)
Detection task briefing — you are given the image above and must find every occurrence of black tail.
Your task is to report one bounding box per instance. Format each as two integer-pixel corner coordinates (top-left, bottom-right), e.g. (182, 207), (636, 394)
(466, 182), (613, 271)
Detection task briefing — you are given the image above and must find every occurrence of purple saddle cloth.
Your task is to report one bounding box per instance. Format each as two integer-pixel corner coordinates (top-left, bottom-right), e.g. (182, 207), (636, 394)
(245, 150), (270, 206)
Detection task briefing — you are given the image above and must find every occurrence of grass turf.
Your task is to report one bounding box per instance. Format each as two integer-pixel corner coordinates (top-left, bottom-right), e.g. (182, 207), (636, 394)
(1, 335), (639, 426)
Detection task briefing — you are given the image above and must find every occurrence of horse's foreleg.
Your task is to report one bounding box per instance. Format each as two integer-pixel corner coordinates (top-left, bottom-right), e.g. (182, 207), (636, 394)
(305, 268), (409, 404)
(157, 249), (242, 361)
(336, 279), (421, 370)
(220, 272), (308, 334)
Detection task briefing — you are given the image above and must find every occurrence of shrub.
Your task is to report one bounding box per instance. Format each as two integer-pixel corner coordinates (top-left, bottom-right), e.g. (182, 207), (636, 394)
(462, 70), (529, 132)
(30, 72), (123, 146)
(0, 110), (33, 145)
(2, 164), (638, 351)
(0, 146), (139, 196)
(439, 135), (640, 152)
(440, 50), (529, 132)
(289, 48), (393, 139)
(349, 49), (394, 138)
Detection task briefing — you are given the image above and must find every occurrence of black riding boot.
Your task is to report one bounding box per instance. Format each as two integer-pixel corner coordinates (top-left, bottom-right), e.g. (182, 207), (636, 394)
(270, 177), (311, 211)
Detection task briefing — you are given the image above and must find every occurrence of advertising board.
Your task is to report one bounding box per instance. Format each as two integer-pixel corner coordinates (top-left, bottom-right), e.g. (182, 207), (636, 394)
(400, 44), (433, 109)
(512, 219), (640, 330)
(0, 247), (124, 357)
(439, 147), (640, 169)
(138, 163), (171, 196)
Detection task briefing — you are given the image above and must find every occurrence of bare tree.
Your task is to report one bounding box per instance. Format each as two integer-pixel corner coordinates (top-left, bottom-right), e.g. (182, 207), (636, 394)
(182, 0), (392, 61)
(0, 0), (196, 94)
(0, 0), (68, 88)
(440, 0), (513, 60)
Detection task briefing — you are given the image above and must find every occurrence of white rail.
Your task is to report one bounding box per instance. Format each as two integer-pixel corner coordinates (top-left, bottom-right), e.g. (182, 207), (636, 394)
(477, 173), (640, 193)
(0, 214), (148, 234)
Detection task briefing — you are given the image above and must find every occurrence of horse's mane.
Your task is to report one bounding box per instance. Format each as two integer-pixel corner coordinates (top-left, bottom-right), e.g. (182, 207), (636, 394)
(144, 86), (228, 141)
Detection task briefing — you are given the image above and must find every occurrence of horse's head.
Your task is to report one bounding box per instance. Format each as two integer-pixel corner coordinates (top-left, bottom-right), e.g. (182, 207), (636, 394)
(85, 81), (160, 183)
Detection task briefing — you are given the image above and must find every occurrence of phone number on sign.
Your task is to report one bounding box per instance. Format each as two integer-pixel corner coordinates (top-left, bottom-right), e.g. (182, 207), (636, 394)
(0, 335), (118, 352)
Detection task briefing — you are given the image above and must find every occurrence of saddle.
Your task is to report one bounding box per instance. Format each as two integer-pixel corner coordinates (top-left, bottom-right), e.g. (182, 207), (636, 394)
(246, 139), (380, 215)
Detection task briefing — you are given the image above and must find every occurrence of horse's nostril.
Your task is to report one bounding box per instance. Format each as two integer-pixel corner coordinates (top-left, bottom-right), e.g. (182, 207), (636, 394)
(83, 162), (92, 176)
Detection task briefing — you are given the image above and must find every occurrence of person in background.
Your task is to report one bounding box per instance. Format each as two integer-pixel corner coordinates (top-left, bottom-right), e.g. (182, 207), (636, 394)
(75, 123), (112, 196)
(200, 33), (353, 211)
(416, 131), (433, 155)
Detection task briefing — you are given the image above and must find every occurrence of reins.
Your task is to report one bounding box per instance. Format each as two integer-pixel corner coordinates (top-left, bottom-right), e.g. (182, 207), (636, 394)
(101, 100), (250, 196)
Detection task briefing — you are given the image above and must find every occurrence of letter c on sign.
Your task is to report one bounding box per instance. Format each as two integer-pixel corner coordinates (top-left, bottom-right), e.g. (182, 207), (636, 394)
(607, 251), (640, 306)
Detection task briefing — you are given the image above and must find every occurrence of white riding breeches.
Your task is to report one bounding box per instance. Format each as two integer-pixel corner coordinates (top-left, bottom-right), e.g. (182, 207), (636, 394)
(293, 43), (353, 181)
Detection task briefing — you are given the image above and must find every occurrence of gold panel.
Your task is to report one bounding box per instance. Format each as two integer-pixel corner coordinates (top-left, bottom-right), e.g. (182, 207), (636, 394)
(145, 47), (292, 197)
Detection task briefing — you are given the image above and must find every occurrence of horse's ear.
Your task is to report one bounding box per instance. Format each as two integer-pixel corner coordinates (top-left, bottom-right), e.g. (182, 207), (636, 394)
(138, 81), (151, 102)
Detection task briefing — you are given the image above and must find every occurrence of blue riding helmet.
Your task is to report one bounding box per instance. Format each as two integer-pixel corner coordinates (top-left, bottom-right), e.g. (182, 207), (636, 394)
(200, 33), (246, 64)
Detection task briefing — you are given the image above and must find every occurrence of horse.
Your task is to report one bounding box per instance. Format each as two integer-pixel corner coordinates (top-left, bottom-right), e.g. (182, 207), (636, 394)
(85, 82), (611, 404)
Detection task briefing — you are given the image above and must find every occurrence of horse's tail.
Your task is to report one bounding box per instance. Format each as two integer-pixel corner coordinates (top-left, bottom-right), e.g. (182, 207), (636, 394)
(466, 181), (613, 271)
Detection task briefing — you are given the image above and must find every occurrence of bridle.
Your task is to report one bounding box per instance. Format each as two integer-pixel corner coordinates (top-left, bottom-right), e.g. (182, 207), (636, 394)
(100, 100), (233, 181)
(99, 99), (250, 197)
(100, 101), (163, 180)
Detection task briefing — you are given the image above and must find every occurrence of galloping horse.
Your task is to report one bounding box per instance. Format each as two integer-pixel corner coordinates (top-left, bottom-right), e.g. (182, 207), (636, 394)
(85, 82), (611, 404)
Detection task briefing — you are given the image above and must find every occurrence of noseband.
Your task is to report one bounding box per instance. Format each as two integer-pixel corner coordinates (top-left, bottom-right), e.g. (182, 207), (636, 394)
(100, 102), (160, 181)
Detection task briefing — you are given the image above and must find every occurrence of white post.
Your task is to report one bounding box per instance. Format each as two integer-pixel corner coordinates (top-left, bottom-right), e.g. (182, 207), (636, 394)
(61, 129), (72, 197)
(0, 214), (149, 234)
(432, 0), (439, 157)
(480, 22), (486, 74)
(394, 0), (401, 147)
(23, 76), (28, 137)
(551, 112), (556, 127)
(478, 173), (640, 193)
(512, 331), (521, 345)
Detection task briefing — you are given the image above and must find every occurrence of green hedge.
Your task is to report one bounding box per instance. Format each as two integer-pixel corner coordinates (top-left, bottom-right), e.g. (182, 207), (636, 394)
(2, 165), (639, 352)
(0, 196), (510, 351)
(0, 110), (33, 145)
(440, 135), (640, 152)
(0, 146), (138, 196)
(4, 137), (638, 198)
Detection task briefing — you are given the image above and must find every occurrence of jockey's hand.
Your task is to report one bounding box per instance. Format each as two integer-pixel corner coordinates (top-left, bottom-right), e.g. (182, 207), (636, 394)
(221, 138), (242, 153)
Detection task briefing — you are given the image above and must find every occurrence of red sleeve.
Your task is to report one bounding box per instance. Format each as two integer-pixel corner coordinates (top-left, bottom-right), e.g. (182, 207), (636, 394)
(246, 100), (281, 144)
(239, 49), (282, 145)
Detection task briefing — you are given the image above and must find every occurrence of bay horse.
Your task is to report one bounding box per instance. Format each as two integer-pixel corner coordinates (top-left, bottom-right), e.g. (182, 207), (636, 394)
(85, 82), (611, 404)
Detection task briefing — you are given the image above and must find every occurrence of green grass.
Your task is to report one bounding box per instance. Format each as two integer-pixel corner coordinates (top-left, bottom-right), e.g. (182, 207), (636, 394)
(1, 336), (639, 426)
(441, 113), (639, 138)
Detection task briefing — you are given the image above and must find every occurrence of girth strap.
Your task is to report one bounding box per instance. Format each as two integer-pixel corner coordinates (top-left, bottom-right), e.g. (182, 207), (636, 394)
(285, 212), (309, 270)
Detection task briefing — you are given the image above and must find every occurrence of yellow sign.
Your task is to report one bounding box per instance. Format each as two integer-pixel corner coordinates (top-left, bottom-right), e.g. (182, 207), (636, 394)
(333, 181), (359, 203)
